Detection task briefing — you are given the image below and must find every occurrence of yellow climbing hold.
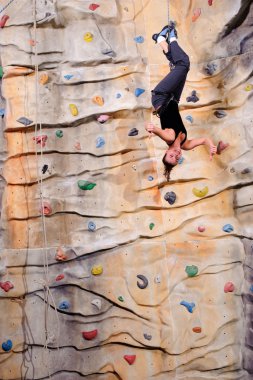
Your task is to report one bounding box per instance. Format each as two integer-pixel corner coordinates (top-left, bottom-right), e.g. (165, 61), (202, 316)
(84, 32), (93, 42)
(192, 186), (209, 198)
(39, 73), (49, 85)
(69, 104), (78, 116)
(92, 96), (104, 106)
(245, 84), (253, 91)
(91, 265), (103, 275)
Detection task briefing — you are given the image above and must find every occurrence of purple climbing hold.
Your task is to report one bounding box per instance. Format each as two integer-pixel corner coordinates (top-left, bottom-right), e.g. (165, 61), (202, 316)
(137, 274), (148, 289)
(116, 93), (122, 98)
(17, 117), (33, 126)
(241, 168), (251, 174)
(186, 90), (199, 103)
(164, 191), (176, 205)
(205, 62), (217, 75)
(128, 128), (139, 136)
(180, 300), (195, 313)
(2, 340), (12, 352)
(96, 136), (105, 148)
(135, 88), (145, 97)
(214, 110), (227, 118)
(134, 36), (144, 43)
(42, 164), (48, 174)
(144, 333), (152, 340)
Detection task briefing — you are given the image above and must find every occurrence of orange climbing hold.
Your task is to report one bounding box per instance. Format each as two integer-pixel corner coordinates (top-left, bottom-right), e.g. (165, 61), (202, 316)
(39, 73), (49, 85)
(82, 330), (98, 340)
(192, 327), (202, 333)
(55, 247), (68, 261)
(192, 8), (201, 22)
(40, 202), (52, 215)
(0, 15), (9, 28)
(124, 355), (136, 365)
(92, 96), (104, 106)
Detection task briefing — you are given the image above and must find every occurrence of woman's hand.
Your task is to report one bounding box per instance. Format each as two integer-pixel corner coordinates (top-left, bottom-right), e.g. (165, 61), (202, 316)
(145, 122), (157, 135)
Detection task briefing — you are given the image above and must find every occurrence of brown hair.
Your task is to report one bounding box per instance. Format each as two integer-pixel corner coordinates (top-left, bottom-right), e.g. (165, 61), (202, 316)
(162, 153), (175, 181)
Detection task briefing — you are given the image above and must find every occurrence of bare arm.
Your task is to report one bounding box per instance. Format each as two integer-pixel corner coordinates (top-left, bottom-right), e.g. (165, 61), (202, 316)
(182, 137), (217, 160)
(145, 123), (175, 144)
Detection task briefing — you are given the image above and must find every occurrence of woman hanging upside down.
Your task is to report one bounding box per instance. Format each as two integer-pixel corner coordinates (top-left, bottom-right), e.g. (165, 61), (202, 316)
(146, 23), (228, 181)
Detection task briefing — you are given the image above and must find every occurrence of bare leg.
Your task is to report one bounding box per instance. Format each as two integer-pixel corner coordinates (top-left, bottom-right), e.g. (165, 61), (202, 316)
(158, 39), (170, 54)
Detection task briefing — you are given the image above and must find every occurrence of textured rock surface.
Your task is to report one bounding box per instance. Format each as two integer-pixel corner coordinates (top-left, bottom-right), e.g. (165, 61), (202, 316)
(0, 0), (253, 379)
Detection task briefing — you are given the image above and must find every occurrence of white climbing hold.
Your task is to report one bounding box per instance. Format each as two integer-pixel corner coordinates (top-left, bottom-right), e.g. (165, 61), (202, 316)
(91, 298), (102, 310)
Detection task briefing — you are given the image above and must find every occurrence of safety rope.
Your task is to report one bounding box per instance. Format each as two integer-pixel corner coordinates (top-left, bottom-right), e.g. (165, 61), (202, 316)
(0, 0), (15, 14)
(32, 1), (60, 377)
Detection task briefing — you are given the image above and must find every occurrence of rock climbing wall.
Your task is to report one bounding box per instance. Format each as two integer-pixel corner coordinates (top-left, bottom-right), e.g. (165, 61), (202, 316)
(0, 0), (253, 379)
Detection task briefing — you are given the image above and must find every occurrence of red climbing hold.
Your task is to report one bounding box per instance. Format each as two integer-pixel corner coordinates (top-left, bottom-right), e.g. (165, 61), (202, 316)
(192, 327), (202, 333)
(224, 282), (235, 293)
(89, 3), (100, 11)
(82, 330), (98, 340)
(55, 274), (64, 281)
(0, 281), (14, 292)
(40, 202), (52, 216)
(33, 135), (48, 147)
(192, 8), (201, 22)
(0, 15), (9, 28)
(208, 0), (213, 5)
(124, 355), (136, 365)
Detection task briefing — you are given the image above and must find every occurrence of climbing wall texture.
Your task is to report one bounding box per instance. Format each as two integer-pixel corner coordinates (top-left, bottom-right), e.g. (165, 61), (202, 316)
(0, 0), (253, 379)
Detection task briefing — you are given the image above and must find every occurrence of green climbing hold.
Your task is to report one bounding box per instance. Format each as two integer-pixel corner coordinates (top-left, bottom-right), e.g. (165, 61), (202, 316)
(0, 66), (3, 78)
(185, 265), (198, 277)
(56, 130), (63, 138)
(78, 180), (96, 190)
(118, 296), (124, 302)
(149, 223), (155, 230)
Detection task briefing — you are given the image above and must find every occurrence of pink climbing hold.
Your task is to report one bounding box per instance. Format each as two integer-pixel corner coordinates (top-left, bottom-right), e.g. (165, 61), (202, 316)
(208, 0), (213, 5)
(89, 3), (100, 11)
(75, 142), (81, 150)
(55, 247), (68, 261)
(192, 8), (201, 22)
(55, 274), (64, 281)
(97, 114), (110, 123)
(40, 202), (52, 216)
(217, 141), (229, 155)
(82, 330), (98, 340)
(124, 355), (136, 365)
(224, 282), (235, 293)
(0, 281), (14, 292)
(33, 135), (48, 147)
(198, 225), (206, 232)
(0, 15), (9, 28)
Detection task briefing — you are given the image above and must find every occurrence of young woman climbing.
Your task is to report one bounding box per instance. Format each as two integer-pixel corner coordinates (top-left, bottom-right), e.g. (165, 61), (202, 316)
(146, 23), (228, 180)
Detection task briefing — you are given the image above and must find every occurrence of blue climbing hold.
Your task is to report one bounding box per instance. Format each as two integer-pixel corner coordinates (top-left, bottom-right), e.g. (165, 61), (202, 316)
(96, 136), (105, 148)
(186, 115), (193, 123)
(116, 93), (122, 98)
(0, 108), (5, 117)
(135, 88), (145, 97)
(180, 300), (195, 313)
(250, 285), (253, 293)
(128, 128), (139, 136)
(164, 191), (176, 205)
(64, 74), (74, 80)
(186, 90), (199, 103)
(148, 175), (154, 181)
(205, 62), (217, 76)
(222, 224), (234, 233)
(143, 333), (152, 340)
(17, 117), (33, 126)
(88, 221), (96, 231)
(178, 157), (184, 164)
(59, 301), (70, 310)
(2, 340), (13, 352)
(134, 36), (144, 44)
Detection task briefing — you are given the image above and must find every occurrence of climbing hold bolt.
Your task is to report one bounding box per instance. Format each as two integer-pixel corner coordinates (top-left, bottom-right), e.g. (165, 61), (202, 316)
(224, 282), (235, 293)
(192, 327), (202, 333)
(56, 130), (63, 138)
(59, 301), (70, 310)
(17, 117), (33, 126)
(97, 114), (109, 123)
(82, 330), (98, 340)
(143, 333), (152, 341)
(124, 355), (136, 365)
(91, 265), (103, 275)
(69, 104), (78, 116)
(186, 115), (193, 123)
(135, 88), (145, 97)
(149, 223), (155, 230)
(39, 73), (49, 85)
(214, 110), (227, 118)
(185, 265), (198, 277)
(164, 191), (176, 205)
(78, 180), (96, 190)
(134, 36), (144, 43)
(40, 202), (52, 216)
(84, 32), (94, 42)
(128, 128), (139, 136)
(88, 221), (96, 231)
(0, 281), (14, 292)
(192, 186), (208, 198)
(198, 225), (206, 232)
(222, 224), (234, 233)
(137, 274), (148, 289)
(192, 8), (201, 22)
(0, 15), (9, 28)
(118, 296), (124, 302)
(96, 136), (105, 148)
(42, 164), (48, 174)
(91, 299), (102, 310)
(55, 274), (64, 281)
(180, 301), (196, 313)
(89, 3), (100, 11)
(92, 96), (104, 106)
(2, 340), (12, 352)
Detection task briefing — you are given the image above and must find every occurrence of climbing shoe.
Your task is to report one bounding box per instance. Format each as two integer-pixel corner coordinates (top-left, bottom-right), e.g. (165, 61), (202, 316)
(152, 25), (169, 43)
